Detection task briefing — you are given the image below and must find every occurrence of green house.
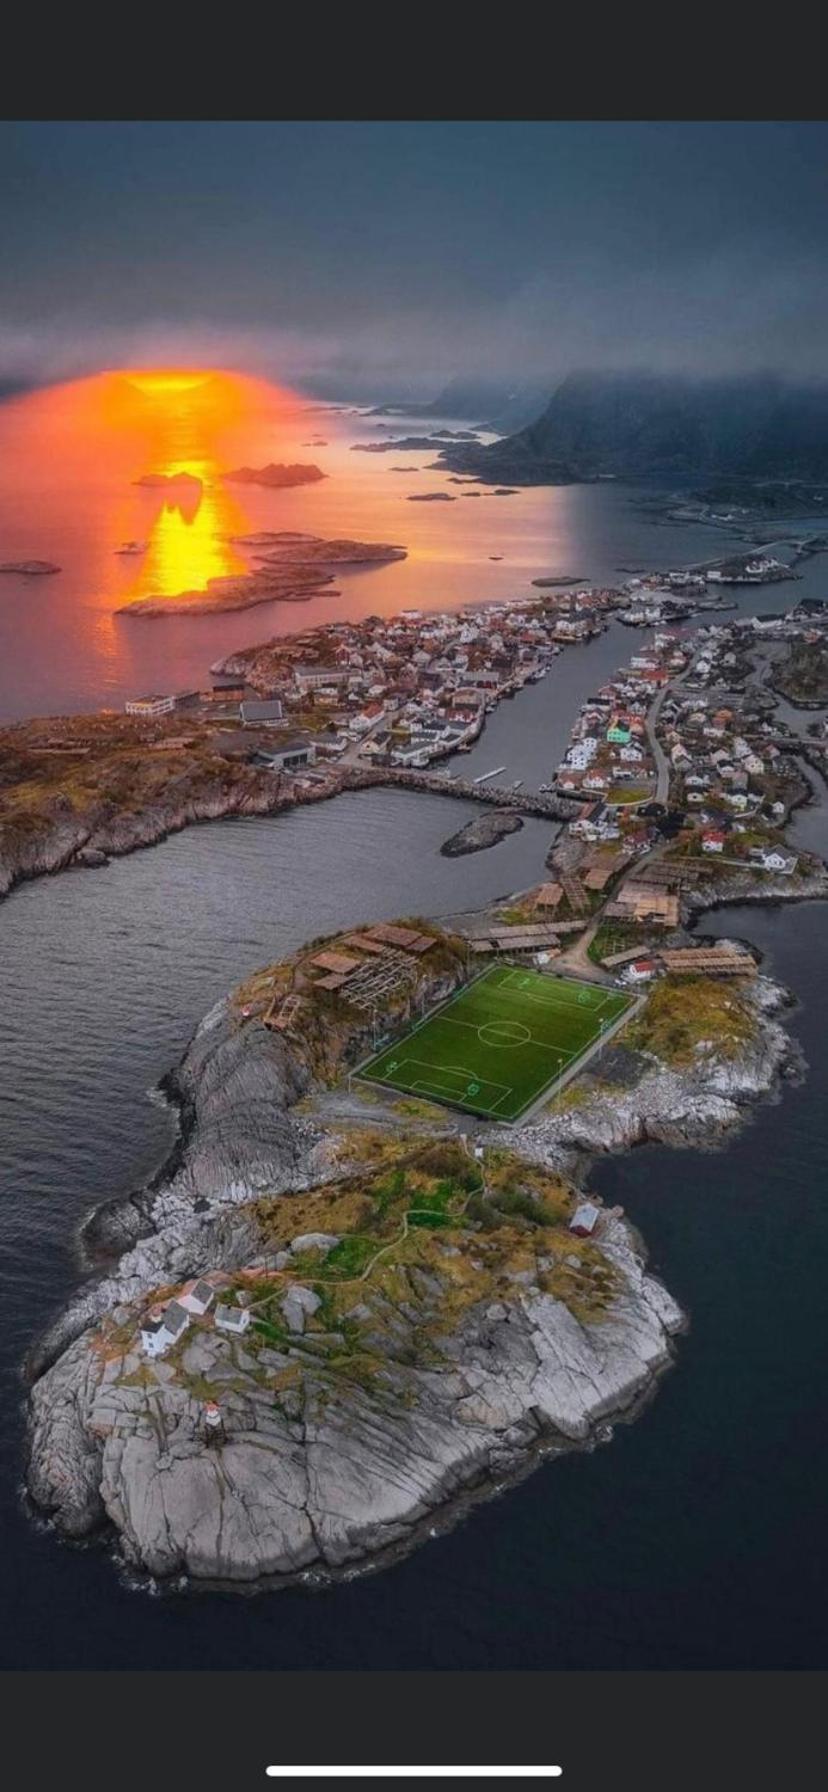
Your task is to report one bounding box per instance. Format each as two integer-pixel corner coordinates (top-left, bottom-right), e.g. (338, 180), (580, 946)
(607, 722), (631, 745)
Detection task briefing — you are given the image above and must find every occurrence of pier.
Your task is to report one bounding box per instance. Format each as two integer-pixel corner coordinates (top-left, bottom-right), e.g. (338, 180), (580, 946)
(346, 765), (583, 821)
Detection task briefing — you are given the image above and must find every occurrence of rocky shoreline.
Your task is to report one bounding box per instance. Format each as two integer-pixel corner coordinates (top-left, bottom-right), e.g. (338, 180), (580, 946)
(22, 871), (811, 1589)
(0, 762), (294, 904)
(24, 932), (684, 1583)
(0, 763), (577, 910)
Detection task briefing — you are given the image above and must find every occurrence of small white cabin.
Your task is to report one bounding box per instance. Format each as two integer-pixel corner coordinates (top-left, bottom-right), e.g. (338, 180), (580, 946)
(215, 1304), (251, 1335)
(569, 1202), (601, 1238)
(140, 1298), (191, 1359)
(179, 1278), (217, 1318)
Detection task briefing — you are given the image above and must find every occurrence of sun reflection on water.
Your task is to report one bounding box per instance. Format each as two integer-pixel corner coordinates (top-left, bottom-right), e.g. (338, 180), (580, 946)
(106, 372), (258, 602)
(126, 462), (249, 602)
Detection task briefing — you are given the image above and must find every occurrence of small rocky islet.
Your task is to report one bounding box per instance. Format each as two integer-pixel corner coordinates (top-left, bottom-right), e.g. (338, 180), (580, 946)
(440, 811), (524, 855)
(222, 462), (326, 489)
(0, 559), (61, 575)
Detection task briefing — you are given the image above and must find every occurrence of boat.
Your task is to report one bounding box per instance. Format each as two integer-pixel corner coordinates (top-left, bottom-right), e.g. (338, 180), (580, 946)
(115, 540), (148, 556)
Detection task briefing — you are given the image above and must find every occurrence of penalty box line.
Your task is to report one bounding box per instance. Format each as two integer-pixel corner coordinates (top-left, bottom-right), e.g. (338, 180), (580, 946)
(498, 969), (600, 1010)
(410, 1080), (515, 1116)
(387, 1056), (513, 1103)
(499, 968), (627, 1024)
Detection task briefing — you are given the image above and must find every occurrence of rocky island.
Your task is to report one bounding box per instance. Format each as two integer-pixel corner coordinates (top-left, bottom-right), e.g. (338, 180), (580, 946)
(117, 565), (339, 616)
(440, 811), (524, 856)
(0, 559), (61, 575)
(352, 436), (473, 455)
(223, 463), (326, 489)
(26, 915), (687, 1584)
(116, 533), (406, 616)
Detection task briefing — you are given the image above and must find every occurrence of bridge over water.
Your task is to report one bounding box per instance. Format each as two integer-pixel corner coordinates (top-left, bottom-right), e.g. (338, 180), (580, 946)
(345, 765), (583, 822)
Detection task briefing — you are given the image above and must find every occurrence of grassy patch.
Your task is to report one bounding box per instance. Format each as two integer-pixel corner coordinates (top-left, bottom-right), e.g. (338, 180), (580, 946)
(626, 974), (755, 1066)
(606, 784), (653, 805)
(121, 1138), (623, 1407)
(322, 1233), (382, 1278)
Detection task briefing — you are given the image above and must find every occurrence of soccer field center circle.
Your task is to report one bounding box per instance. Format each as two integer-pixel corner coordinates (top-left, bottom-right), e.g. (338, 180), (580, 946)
(477, 1019), (532, 1048)
(358, 962), (635, 1122)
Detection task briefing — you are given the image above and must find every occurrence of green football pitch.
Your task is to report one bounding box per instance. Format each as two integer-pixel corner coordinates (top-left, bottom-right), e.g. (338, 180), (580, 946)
(357, 963), (634, 1122)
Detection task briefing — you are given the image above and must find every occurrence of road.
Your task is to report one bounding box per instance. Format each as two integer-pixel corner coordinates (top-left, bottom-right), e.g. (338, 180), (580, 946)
(340, 711), (390, 766)
(645, 647), (701, 805)
(557, 652), (703, 978)
(646, 684), (672, 805)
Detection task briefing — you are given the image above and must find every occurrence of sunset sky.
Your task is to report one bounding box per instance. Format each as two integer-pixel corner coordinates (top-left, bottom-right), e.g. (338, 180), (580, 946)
(1, 120), (828, 394)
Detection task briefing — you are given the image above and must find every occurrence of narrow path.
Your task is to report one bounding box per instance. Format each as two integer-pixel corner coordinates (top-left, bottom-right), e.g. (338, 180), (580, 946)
(646, 684), (672, 805)
(556, 654), (700, 977)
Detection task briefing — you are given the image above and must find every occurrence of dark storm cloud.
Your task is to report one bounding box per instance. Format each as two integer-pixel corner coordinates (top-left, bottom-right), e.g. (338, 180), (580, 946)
(0, 120), (827, 392)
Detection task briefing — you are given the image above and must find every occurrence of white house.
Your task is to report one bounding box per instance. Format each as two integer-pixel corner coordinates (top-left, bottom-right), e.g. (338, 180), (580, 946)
(622, 957), (660, 984)
(125, 694), (176, 718)
(179, 1278), (217, 1318)
(752, 848), (798, 876)
(569, 1201), (602, 1236)
(140, 1299), (191, 1359)
(566, 736), (598, 769)
(215, 1303), (252, 1335)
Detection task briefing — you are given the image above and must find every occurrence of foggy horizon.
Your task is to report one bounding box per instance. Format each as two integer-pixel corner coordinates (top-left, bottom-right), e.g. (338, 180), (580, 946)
(2, 120), (828, 399)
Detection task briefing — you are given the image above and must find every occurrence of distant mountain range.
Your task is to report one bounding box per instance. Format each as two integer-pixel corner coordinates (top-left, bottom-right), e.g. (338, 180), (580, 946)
(365, 374), (558, 434)
(437, 372), (828, 485)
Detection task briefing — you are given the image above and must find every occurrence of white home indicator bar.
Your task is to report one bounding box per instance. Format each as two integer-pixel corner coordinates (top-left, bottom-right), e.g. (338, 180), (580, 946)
(266, 1771), (562, 1781)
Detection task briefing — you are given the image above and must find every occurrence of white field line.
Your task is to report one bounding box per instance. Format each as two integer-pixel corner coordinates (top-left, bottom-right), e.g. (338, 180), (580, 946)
(441, 1015), (532, 1049)
(408, 1014), (572, 1069)
(499, 965), (622, 1015)
(400, 1056), (510, 1099)
(477, 1022), (531, 1047)
(499, 972), (631, 1033)
(411, 1078), (513, 1111)
(498, 972), (597, 1010)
